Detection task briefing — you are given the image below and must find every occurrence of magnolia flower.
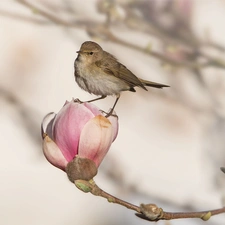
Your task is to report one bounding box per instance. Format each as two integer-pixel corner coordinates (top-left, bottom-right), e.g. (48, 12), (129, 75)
(41, 100), (118, 180)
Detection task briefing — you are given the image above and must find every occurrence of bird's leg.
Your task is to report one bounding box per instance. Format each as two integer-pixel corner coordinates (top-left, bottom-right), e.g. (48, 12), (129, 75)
(87, 95), (106, 103)
(105, 94), (120, 118)
(74, 96), (106, 104)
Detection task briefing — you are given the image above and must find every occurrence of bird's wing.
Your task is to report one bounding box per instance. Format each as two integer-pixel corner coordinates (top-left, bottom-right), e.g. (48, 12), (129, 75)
(95, 57), (147, 90)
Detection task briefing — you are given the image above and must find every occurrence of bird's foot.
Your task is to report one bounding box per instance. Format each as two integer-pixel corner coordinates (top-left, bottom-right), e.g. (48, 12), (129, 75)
(73, 98), (84, 104)
(100, 109), (118, 118)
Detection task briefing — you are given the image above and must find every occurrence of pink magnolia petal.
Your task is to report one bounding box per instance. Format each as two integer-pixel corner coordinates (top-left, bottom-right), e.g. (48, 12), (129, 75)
(43, 135), (68, 171)
(41, 112), (56, 140)
(62, 100), (70, 107)
(107, 115), (119, 142)
(78, 115), (114, 167)
(53, 101), (96, 162)
(83, 102), (102, 116)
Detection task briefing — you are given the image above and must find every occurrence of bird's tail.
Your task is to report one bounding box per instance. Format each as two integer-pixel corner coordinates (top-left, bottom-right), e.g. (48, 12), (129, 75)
(139, 78), (169, 89)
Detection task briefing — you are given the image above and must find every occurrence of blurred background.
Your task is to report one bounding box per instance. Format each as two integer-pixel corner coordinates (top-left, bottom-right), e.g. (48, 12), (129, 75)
(1, 0), (225, 224)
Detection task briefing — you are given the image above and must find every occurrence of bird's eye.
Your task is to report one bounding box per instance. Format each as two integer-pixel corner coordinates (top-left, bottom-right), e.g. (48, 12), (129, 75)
(89, 52), (93, 55)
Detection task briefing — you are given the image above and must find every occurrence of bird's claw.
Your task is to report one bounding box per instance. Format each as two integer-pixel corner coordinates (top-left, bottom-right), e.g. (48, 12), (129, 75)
(73, 98), (84, 104)
(100, 109), (118, 118)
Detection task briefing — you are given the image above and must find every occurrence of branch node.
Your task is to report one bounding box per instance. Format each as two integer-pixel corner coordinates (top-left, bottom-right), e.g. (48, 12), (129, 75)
(139, 203), (163, 221)
(74, 180), (92, 193)
(201, 212), (211, 221)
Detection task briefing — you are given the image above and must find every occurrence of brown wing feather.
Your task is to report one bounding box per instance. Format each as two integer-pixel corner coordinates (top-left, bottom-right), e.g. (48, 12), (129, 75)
(95, 52), (147, 90)
(95, 51), (169, 90)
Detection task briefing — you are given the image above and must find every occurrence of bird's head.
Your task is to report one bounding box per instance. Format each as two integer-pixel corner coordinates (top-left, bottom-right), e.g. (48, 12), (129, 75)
(76, 41), (103, 64)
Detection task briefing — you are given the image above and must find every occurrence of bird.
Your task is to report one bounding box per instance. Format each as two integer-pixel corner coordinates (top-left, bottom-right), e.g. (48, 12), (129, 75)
(74, 41), (169, 116)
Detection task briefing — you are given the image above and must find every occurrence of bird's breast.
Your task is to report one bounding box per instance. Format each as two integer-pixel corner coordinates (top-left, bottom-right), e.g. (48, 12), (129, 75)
(74, 61), (130, 96)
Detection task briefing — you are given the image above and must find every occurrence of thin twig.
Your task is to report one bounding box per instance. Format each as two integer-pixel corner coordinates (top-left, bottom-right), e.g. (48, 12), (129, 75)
(74, 179), (225, 222)
(75, 179), (141, 212)
(16, 0), (72, 26)
(0, 9), (49, 24)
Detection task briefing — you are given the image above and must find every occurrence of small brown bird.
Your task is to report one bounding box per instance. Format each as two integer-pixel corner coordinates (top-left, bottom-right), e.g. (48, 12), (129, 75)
(74, 41), (169, 116)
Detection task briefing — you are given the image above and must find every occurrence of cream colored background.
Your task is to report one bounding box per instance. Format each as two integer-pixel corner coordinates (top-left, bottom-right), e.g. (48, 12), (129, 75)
(1, 1), (225, 225)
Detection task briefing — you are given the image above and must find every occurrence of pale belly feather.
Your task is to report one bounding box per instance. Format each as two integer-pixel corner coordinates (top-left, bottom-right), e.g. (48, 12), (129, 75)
(75, 61), (130, 96)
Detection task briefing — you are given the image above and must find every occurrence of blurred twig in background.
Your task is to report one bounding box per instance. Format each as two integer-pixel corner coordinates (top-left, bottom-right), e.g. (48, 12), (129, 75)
(1, 0), (225, 217)
(7, 0), (225, 111)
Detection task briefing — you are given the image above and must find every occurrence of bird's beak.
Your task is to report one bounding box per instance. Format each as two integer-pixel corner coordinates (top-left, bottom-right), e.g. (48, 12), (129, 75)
(76, 50), (81, 53)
